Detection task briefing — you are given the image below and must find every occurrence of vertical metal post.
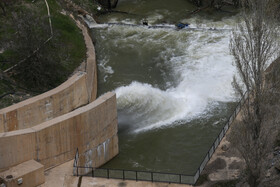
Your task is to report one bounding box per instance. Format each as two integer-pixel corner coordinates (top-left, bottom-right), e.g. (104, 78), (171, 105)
(107, 169), (109, 179)
(136, 171), (138, 182)
(123, 170), (125, 180)
(151, 172), (153, 182)
(92, 168), (94, 177)
(179, 174), (182, 184)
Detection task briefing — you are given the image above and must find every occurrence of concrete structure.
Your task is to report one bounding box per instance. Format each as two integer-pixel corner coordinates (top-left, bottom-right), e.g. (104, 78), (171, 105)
(0, 17), (119, 187)
(0, 92), (118, 172)
(0, 19), (98, 134)
(0, 73), (89, 132)
(0, 160), (45, 187)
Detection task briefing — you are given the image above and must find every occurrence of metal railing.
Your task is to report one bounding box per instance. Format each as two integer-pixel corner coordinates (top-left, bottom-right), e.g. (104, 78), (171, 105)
(73, 92), (248, 185)
(74, 165), (196, 184)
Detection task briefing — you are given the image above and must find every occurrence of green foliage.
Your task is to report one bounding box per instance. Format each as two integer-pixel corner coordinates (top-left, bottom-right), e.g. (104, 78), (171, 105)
(0, 0), (86, 92)
(51, 12), (86, 73)
(0, 50), (17, 70)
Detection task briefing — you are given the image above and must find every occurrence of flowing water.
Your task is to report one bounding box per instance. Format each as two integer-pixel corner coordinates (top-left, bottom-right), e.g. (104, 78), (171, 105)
(91, 0), (239, 174)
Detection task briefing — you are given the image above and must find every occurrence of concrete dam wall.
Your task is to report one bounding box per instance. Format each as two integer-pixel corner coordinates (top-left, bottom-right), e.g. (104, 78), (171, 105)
(0, 19), (118, 173)
(0, 92), (118, 172)
(0, 73), (89, 132)
(0, 19), (98, 134)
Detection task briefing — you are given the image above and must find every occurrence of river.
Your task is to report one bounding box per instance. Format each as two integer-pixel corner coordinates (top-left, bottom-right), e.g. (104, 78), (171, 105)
(91, 0), (239, 174)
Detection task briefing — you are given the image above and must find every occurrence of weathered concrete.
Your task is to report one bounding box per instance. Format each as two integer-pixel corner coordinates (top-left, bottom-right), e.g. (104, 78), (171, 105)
(0, 16), (98, 134)
(81, 177), (192, 187)
(0, 93), (118, 172)
(0, 160), (45, 187)
(0, 73), (89, 132)
(41, 160), (77, 187)
(74, 17), (98, 102)
(0, 9), (117, 187)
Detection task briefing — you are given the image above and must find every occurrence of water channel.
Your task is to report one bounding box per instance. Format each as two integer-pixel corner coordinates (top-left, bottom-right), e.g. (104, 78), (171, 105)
(91, 0), (239, 174)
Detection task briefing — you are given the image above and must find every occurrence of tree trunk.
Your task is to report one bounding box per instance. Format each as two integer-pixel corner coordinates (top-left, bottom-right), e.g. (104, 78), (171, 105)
(107, 0), (111, 9)
(112, 0), (118, 8)
(248, 171), (258, 187)
(0, 3), (6, 16)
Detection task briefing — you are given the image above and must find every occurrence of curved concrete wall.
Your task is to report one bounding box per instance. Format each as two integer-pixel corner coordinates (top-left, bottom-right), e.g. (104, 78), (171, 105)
(0, 92), (118, 172)
(0, 17), (118, 174)
(0, 73), (89, 133)
(0, 19), (98, 133)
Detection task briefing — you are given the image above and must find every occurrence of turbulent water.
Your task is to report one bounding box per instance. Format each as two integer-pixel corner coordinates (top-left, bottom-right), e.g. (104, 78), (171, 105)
(91, 0), (239, 174)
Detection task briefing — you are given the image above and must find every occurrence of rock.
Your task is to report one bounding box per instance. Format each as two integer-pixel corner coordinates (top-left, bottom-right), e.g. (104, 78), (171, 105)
(85, 15), (96, 24)
(265, 170), (272, 178)
(97, 0), (119, 9)
(221, 144), (229, 151)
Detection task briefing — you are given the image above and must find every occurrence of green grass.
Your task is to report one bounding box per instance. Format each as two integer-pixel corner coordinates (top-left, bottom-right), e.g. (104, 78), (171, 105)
(0, 50), (18, 70)
(30, 0), (87, 75)
(51, 12), (86, 73)
(0, 0), (87, 108)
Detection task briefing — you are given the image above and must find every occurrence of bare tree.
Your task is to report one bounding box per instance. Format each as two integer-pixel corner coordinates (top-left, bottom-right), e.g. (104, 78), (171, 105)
(0, 0), (19, 16)
(0, 0), (10, 16)
(229, 0), (280, 186)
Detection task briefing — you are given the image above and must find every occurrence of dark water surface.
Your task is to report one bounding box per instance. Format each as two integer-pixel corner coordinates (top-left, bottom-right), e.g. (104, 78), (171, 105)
(92, 0), (238, 174)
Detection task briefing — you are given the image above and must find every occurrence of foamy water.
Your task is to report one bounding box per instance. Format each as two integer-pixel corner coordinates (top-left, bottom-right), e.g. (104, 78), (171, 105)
(92, 0), (242, 173)
(94, 16), (238, 133)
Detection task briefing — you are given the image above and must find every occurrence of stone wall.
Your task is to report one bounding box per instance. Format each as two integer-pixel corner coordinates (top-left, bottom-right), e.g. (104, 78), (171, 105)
(0, 92), (118, 172)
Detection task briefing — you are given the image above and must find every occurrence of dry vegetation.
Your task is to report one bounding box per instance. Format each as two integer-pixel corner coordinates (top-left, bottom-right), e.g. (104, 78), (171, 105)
(229, 0), (280, 186)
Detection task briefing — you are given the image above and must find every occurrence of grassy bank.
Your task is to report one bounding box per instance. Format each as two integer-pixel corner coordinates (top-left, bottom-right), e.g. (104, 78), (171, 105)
(0, 0), (87, 108)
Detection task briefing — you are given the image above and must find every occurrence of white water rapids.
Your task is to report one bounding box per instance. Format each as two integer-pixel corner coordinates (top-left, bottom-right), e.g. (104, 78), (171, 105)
(94, 16), (238, 133)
